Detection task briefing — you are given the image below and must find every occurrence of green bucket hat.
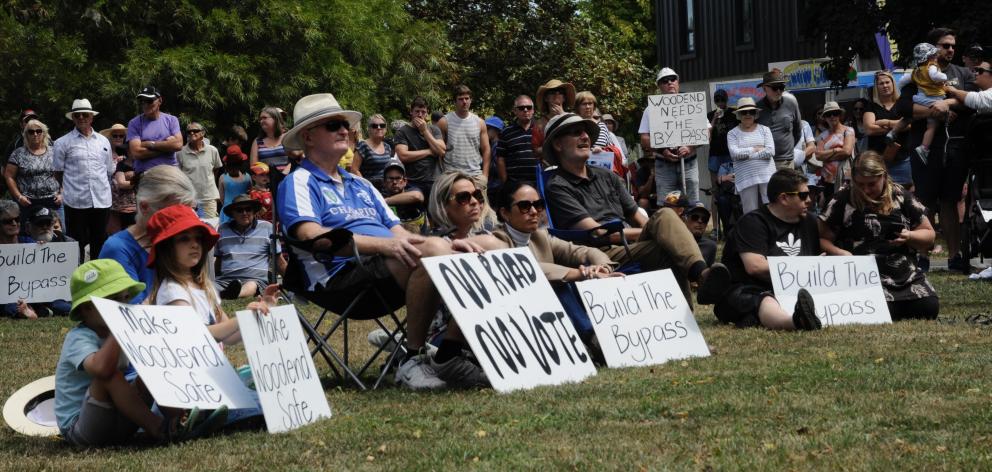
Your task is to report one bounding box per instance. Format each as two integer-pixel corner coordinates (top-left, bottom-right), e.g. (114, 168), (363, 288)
(70, 259), (146, 320)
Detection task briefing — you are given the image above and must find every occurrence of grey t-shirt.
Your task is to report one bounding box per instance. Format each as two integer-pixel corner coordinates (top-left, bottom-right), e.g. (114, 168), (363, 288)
(757, 93), (803, 162)
(393, 124), (442, 184)
(546, 165), (638, 228)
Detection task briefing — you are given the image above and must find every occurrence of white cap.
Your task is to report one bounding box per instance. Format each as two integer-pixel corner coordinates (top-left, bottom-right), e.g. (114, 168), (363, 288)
(656, 67), (679, 82)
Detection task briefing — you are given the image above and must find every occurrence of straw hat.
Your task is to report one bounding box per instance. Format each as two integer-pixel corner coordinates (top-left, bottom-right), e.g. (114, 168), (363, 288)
(99, 123), (127, 139)
(536, 79), (577, 114)
(822, 101), (842, 114)
(3, 376), (58, 437)
(282, 93), (362, 151)
(758, 69), (787, 87)
(65, 98), (98, 120)
(734, 97), (759, 118)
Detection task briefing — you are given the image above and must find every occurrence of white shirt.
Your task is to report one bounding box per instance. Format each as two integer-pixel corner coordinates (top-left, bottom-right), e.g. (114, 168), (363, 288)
(154, 278), (217, 326)
(727, 124), (776, 191)
(52, 128), (115, 209)
(964, 88), (992, 113)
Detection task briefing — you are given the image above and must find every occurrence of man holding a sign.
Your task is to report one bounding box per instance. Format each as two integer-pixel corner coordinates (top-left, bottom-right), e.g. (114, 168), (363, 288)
(711, 169), (823, 330)
(637, 67), (707, 203)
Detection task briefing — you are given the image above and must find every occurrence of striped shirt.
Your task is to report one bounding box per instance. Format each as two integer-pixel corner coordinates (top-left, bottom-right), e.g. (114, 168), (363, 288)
(277, 159), (398, 290)
(727, 124), (776, 191)
(495, 121), (538, 183)
(443, 111), (483, 175)
(216, 219), (273, 284)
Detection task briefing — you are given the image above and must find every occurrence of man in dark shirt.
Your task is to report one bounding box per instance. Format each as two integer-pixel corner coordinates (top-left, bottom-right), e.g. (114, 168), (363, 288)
(394, 96), (446, 203)
(714, 168), (821, 330)
(379, 159), (427, 234)
(543, 113), (729, 305)
(683, 202), (717, 266)
(495, 95), (539, 184)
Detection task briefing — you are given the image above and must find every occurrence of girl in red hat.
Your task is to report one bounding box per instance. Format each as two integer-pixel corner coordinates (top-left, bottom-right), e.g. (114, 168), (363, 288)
(145, 204), (277, 344)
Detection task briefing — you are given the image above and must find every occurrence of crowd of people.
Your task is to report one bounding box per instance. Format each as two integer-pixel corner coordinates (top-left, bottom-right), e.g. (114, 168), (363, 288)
(12, 25), (987, 448)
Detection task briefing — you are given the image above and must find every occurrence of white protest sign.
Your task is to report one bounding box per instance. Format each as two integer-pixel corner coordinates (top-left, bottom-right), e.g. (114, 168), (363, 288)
(588, 151), (615, 171)
(92, 297), (257, 409)
(576, 270), (709, 368)
(0, 242), (77, 303)
(422, 248), (596, 393)
(769, 256), (892, 326)
(236, 305), (331, 433)
(646, 92), (710, 148)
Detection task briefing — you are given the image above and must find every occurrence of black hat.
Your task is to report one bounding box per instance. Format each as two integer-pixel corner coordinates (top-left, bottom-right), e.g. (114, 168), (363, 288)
(136, 86), (161, 99)
(222, 194), (262, 217)
(28, 206), (54, 225)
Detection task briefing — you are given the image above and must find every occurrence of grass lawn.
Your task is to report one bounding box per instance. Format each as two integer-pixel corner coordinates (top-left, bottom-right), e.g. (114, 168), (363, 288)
(2, 271), (991, 470)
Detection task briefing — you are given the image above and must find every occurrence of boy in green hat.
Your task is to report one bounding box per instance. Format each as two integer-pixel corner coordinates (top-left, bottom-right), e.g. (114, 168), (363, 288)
(54, 259), (226, 446)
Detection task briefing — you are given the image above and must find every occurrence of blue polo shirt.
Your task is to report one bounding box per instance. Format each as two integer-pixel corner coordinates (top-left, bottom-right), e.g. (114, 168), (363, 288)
(277, 159), (399, 289)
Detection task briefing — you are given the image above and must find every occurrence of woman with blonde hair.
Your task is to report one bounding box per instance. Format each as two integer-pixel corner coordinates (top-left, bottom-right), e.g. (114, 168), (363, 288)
(863, 70), (913, 188)
(574, 91), (614, 149)
(818, 151), (938, 320)
(814, 101), (856, 202)
(350, 113), (393, 187)
(4, 119), (62, 224)
(428, 171), (497, 239)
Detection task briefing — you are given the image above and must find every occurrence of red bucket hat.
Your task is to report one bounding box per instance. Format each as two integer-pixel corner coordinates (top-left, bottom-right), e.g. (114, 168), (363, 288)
(224, 144), (247, 164)
(145, 204), (219, 267)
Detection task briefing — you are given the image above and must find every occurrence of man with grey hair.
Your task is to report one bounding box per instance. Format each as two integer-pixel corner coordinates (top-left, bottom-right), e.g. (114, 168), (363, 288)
(177, 121), (222, 218)
(0, 202), (70, 318)
(756, 69), (803, 170)
(638, 67), (703, 202)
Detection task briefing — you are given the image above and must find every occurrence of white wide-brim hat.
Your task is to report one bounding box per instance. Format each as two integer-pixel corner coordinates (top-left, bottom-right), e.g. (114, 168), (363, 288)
(282, 93), (362, 151)
(3, 376), (58, 437)
(65, 98), (99, 120)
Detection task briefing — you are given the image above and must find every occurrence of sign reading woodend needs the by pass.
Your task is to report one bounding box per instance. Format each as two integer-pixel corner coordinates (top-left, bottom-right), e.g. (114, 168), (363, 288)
(422, 248), (596, 393)
(0, 242), (78, 304)
(236, 305), (331, 433)
(93, 297), (257, 409)
(576, 270), (709, 368)
(769, 256), (892, 326)
(646, 92), (709, 148)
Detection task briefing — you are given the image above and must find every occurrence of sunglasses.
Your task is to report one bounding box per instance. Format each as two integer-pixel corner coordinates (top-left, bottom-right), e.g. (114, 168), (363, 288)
(312, 120), (349, 133)
(738, 109), (757, 116)
(658, 77), (678, 84)
(937, 43), (955, 50)
(512, 199), (545, 213)
(71, 113), (92, 119)
(187, 129), (204, 134)
(369, 123), (387, 129)
(232, 206), (256, 214)
(111, 134), (126, 139)
(823, 111), (842, 118)
(515, 105), (534, 111)
(686, 213), (707, 223)
(139, 98), (156, 104)
(783, 191), (811, 200)
(1, 218), (19, 225)
(450, 189), (484, 205)
(766, 84), (785, 92)
(975, 67), (992, 76)
(26, 129), (43, 135)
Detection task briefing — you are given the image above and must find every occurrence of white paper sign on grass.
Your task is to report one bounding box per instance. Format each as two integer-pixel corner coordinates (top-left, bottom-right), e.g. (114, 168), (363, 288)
(92, 297), (256, 409)
(422, 247), (596, 393)
(236, 305), (331, 433)
(769, 256), (892, 326)
(646, 92), (710, 148)
(0, 242), (78, 303)
(576, 269), (710, 368)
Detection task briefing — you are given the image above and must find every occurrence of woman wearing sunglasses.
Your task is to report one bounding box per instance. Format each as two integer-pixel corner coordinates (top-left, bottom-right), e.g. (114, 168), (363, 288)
(814, 101), (856, 203)
(4, 119), (62, 226)
(350, 113), (393, 188)
(727, 97), (777, 214)
(428, 171), (498, 240)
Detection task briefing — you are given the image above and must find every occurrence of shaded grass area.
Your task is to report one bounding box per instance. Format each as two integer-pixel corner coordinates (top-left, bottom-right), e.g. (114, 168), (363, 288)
(1, 272), (991, 469)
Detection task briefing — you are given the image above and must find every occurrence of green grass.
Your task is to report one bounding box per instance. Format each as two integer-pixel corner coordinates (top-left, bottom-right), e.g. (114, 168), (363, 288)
(2, 272), (992, 470)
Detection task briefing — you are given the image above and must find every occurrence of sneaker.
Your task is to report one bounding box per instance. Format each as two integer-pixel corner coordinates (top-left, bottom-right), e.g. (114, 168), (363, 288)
(696, 263), (731, 305)
(792, 288), (822, 331)
(368, 329), (407, 358)
(395, 350), (446, 390)
(918, 255), (931, 273)
(187, 405), (229, 439)
(430, 354), (490, 389)
(914, 145), (929, 166)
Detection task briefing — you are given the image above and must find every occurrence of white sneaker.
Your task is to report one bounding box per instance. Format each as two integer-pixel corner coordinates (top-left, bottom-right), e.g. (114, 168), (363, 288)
(430, 354), (490, 389)
(368, 329), (435, 357)
(395, 351), (446, 390)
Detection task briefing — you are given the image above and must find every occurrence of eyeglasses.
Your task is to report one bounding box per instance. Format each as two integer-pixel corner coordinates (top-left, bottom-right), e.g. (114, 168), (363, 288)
(450, 189), (484, 205)
(515, 105), (534, 111)
(187, 129), (204, 134)
(311, 120), (349, 133)
(783, 191), (811, 200)
(369, 123), (387, 129)
(26, 129), (43, 135)
(937, 43), (955, 50)
(512, 199), (545, 213)
(766, 84), (785, 92)
(686, 213), (707, 223)
(658, 77), (678, 84)
(1, 218), (19, 225)
(975, 67), (992, 76)
(738, 109), (757, 116)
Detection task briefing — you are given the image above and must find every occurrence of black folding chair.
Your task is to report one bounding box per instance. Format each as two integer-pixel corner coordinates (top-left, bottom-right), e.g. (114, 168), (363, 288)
(279, 228), (407, 390)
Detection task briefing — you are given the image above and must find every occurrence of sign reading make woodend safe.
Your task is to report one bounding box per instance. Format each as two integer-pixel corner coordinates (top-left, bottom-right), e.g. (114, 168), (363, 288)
(423, 248), (596, 393)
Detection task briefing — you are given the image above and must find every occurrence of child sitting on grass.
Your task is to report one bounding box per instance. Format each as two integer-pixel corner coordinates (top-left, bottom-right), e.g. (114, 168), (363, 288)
(55, 259), (227, 447)
(145, 204), (277, 345)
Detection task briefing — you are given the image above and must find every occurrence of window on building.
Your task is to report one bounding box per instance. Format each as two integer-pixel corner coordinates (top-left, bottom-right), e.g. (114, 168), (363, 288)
(736, 0), (754, 47)
(680, 0), (696, 55)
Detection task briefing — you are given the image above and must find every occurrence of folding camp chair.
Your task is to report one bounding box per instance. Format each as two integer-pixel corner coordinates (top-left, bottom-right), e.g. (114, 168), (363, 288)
(279, 228), (407, 390)
(963, 114), (992, 261)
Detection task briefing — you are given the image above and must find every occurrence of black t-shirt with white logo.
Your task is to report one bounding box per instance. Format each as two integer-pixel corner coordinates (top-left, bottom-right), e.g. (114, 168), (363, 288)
(722, 205), (820, 289)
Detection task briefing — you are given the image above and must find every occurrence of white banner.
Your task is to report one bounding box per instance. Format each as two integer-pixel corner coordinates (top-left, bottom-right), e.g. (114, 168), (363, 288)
(646, 92), (710, 148)
(0, 242), (77, 303)
(587, 151), (615, 171)
(93, 297), (257, 409)
(236, 305), (332, 433)
(576, 270), (709, 368)
(769, 256), (892, 326)
(423, 248), (596, 393)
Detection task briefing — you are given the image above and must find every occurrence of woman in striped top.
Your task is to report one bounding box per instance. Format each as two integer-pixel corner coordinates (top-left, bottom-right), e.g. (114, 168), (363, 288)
(726, 96), (776, 214)
(350, 113), (393, 188)
(249, 107), (290, 172)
